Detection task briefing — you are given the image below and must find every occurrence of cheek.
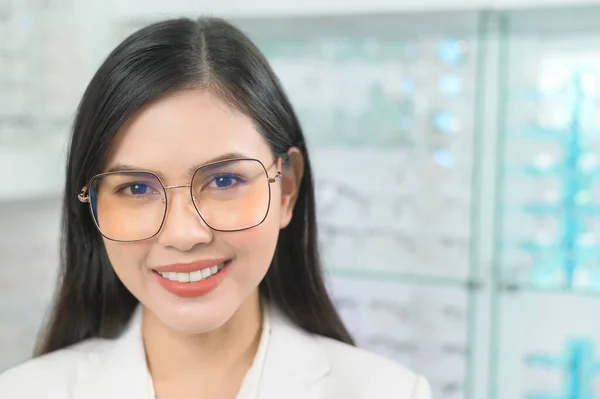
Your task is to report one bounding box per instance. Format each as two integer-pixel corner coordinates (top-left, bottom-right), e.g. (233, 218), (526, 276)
(223, 200), (281, 272)
(103, 239), (152, 282)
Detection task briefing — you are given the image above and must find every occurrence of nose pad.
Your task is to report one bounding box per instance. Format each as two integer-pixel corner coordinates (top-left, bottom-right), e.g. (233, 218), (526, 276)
(161, 184), (191, 204)
(158, 185), (213, 250)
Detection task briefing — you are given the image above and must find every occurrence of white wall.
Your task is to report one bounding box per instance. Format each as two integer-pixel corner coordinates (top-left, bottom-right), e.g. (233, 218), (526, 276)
(0, 199), (61, 370)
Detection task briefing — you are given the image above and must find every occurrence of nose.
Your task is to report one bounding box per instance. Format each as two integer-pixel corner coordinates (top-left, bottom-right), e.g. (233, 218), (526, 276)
(157, 186), (213, 251)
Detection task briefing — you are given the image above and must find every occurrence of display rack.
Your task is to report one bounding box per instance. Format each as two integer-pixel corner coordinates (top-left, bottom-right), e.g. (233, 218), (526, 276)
(491, 6), (600, 399)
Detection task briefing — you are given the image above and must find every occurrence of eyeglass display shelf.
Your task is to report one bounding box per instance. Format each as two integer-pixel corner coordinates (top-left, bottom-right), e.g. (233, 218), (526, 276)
(327, 268), (600, 297)
(493, 0), (600, 9)
(327, 267), (483, 289)
(496, 282), (600, 297)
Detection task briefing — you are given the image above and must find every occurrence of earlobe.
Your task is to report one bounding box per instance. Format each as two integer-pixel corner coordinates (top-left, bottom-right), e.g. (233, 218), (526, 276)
(279, 147), (304, 229)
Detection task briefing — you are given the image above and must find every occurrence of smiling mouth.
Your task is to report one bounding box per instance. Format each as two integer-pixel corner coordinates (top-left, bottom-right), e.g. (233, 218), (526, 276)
(153, 262), (226, 284)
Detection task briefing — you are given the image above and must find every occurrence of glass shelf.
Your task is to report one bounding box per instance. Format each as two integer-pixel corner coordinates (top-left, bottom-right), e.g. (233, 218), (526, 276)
(327, 268), (483, 289)
(492, 6), (600, 399)
(490, 289), (600, 399)
(327, 272), (472, 399)
(497, 281), (600, 297)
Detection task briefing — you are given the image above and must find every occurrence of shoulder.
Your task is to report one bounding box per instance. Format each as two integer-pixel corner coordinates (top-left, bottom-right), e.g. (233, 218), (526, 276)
(314, 335), (432, 398)
(0, 338), (111, 398)
(266, 304), (432, 398)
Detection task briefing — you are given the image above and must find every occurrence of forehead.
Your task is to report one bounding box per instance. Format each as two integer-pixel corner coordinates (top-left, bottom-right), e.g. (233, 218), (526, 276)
(104, 90), (271, 179)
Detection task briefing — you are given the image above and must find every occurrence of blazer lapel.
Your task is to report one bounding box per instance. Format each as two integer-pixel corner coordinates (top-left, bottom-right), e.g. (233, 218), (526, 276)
(71, 304), (331, 399)
(73, 307), (152, 399)
(258, 306), (330, 399)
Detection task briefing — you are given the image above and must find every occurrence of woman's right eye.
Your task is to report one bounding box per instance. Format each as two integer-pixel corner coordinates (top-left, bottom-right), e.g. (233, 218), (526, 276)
(118, 183), (156, 196)
(128, 183), (149, 195)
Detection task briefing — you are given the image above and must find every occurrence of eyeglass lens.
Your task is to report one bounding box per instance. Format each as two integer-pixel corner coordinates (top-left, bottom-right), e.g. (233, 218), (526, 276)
(88, 159), (271, 241)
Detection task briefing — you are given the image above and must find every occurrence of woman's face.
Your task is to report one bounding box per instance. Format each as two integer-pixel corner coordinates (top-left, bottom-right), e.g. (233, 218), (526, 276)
(101, 90), (299, 334)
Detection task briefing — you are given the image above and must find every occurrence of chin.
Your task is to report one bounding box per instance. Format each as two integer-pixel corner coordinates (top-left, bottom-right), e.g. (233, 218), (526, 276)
(149, 295), (241, 335)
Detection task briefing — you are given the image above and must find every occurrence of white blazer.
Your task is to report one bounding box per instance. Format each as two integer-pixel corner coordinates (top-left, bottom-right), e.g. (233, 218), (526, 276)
(0, 305), (432, 399)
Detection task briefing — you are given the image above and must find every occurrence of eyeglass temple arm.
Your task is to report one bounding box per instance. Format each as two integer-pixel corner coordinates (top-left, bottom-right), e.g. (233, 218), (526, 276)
(268, 157), (284, 184)
(78, 186), (90, 203)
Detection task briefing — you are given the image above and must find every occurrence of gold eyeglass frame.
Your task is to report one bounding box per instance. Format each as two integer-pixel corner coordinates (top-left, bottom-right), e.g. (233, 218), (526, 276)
(78, 157), (284, 242)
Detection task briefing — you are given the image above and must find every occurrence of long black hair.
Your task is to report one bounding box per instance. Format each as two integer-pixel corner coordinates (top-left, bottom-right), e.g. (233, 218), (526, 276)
(35, 17), (354, 355)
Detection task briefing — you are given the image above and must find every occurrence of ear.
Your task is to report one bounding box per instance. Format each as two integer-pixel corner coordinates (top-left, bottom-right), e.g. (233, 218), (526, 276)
(279, 147), (304, 229)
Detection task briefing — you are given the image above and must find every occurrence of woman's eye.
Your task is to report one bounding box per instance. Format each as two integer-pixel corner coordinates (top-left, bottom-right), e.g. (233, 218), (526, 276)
(129, 184), (149, 195)
(208, 175), (243, 189)
(119, 183), (157, 196)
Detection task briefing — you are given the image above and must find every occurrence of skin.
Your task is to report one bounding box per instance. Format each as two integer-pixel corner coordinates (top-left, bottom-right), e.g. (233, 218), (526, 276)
(101, 89), (304, 399)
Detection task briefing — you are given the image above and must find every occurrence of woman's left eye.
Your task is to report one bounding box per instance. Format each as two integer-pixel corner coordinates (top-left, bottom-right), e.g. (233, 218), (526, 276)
(209, 175), (240, 189)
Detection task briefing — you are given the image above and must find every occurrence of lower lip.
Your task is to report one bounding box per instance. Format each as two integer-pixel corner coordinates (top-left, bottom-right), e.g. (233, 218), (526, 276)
(154, 261), (231, 298)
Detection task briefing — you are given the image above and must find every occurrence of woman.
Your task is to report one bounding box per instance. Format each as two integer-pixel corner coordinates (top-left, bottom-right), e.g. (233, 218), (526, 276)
(0, 17), (431, 398)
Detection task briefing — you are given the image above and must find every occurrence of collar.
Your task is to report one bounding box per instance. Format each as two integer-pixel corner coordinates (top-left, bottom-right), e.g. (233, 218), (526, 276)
(257, 305), (330, 398)
(73, 303), (329, 399)
(235, 302), (271, 399)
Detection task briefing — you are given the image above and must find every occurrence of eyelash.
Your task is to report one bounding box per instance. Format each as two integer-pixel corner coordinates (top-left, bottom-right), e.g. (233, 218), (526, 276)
(204, 174), (247, 189)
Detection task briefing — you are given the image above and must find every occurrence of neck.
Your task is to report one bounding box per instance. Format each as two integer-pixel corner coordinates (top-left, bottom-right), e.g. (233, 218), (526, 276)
(142, 292), (263, 393)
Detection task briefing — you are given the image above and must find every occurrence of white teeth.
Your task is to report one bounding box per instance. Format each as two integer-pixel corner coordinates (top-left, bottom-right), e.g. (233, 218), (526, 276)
(189, 270), (203, 282)
(157, 263), (224, 283)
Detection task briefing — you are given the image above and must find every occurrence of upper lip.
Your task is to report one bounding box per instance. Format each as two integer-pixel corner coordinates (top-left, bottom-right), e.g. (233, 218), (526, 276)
(153, 259), (228, 273)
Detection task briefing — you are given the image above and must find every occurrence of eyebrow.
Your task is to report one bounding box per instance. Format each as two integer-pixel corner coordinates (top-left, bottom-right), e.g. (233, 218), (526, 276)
(106, 152), (249, 178)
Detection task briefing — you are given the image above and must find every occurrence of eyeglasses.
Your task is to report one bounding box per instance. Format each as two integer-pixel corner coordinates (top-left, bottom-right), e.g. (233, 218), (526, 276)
(78, 157), (283, 242)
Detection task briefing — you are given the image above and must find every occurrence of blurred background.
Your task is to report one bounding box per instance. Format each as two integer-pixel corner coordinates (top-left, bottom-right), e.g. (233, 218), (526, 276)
(4, 0), (600, 398)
